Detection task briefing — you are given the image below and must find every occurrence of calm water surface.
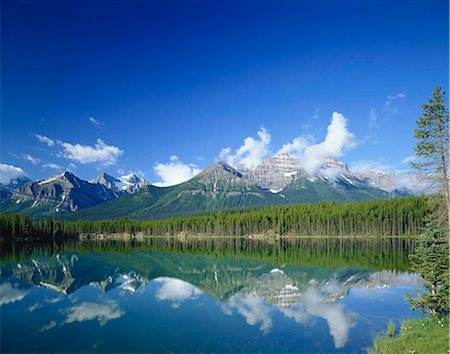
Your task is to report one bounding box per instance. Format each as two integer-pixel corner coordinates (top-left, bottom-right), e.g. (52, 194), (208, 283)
(0, 238), (422, 353)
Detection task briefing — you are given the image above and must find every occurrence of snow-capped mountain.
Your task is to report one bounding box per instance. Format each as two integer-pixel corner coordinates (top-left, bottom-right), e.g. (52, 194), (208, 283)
(91, 172), (121, 190)
(0, 170), (150, 216)
(117, 173), (149, 194)
(0, 154), (426, 219)
(240, 155), (359, 192)
(91, 172), (148, 195)
(240, 155), (426, 195)
(9, 171), (118, 214)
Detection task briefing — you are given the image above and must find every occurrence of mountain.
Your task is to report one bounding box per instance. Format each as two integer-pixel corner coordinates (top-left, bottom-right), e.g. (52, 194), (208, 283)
(90, 172), (122, 192)
(116, 173), (149, 194)
(0, 172), (118, 217)
(243, 155), (422, 197)
(281, 174), (388, 203)
(242, 154), (301, 191)
(0, 175), (31, 200)
(64, 162), (285, 220)
(355, 170), (427, 195)
(1, 156), (417, 220)
(64, 160), (387, 220)
(0, 175), (31, 191)
(90, 172), (148, 196)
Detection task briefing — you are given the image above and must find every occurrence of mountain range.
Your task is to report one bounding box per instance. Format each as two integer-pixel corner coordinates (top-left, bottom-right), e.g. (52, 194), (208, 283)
(0, 154), (425, 220)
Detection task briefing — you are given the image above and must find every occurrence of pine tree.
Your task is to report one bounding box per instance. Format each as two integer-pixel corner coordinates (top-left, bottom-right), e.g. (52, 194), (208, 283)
(406, 217), (449, 317)
(411, 84), (450, 226)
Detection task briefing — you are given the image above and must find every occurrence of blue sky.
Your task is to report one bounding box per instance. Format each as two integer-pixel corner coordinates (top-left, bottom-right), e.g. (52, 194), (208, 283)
(1, 0), (448, 185)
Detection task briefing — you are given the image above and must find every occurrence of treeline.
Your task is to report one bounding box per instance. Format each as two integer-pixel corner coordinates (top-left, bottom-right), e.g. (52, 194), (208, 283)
(0, 196), (429, 239)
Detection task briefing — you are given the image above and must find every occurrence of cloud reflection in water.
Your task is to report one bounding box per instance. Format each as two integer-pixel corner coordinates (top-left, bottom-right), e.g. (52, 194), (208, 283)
(154, 277), (202, 308)
(0, 283), (28, 305)
(222, 293), (273, 333)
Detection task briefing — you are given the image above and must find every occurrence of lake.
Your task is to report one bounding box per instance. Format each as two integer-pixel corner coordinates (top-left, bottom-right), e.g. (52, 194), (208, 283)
(0, 238), (422, 353)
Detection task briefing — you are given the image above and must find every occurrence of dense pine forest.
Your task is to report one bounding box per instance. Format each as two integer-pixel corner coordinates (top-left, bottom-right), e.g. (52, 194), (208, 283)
(0, 196), (429, 239)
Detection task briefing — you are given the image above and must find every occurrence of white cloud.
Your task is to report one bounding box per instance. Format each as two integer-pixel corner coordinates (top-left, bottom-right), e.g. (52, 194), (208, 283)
(222, 293), (273, 334)
(23, 154), (40, 164)
(57, 139), (123, 165)
(275, 112), (356, 175)
(0, 283), (28, 305)
(402, 155), (417, 164)
(89, 116), (101, 127)
(61, 300), (124, 326)
(43, 162), (63, 170)
(383, 91), (406, 111)
(153, 155), (201, 186)
(154, 277), (202, 308)
(219, 127), (271, 169)
(319, 166), (343, 184)
(300, 112), (356, 175)
(390, 174), (429, 194)
(276, 135), (313, 159)
(0, 164), (27, 185)
(368, 108), (378, 130)
(34, 134), (55, 147)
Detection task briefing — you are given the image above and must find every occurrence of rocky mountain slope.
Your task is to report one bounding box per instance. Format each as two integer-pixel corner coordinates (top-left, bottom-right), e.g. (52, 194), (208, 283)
(0, 172), (119, 217)
(242, 154), (301, 191)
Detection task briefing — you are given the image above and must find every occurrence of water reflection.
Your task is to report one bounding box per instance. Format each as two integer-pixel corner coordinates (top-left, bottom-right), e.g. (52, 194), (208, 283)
(155, 277), (203, 308)
(0, 282), (28, 305)
(0, 239), (422, 353)
(60, 300), (124, 326)
(279, 287), (356, 348)
(223, 293), (273, 333)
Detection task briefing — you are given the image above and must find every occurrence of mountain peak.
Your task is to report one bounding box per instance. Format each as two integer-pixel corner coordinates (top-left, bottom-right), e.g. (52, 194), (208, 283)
(36, 171), (76, 185)
(91, 172), (121, 190)
(321, 157), (349, 171)
(244, 155), (301, 190)
(199, 161), (243, 178)
(98, 172), (117, 179)
(120, 173), (140, 182)
(118, 173), (148, 193)
(273, 153), (295, 160)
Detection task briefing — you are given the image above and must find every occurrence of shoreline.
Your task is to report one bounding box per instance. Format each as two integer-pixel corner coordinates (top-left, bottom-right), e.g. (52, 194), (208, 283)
(0, 233), (420, 242)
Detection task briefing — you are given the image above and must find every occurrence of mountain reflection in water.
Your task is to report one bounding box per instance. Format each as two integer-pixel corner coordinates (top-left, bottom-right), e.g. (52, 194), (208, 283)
(0, 238), (422, 353)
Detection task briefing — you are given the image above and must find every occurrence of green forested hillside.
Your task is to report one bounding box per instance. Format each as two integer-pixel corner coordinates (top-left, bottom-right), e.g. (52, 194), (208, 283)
(1, 196), (429, 239)
(282, 175), (388, 203)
